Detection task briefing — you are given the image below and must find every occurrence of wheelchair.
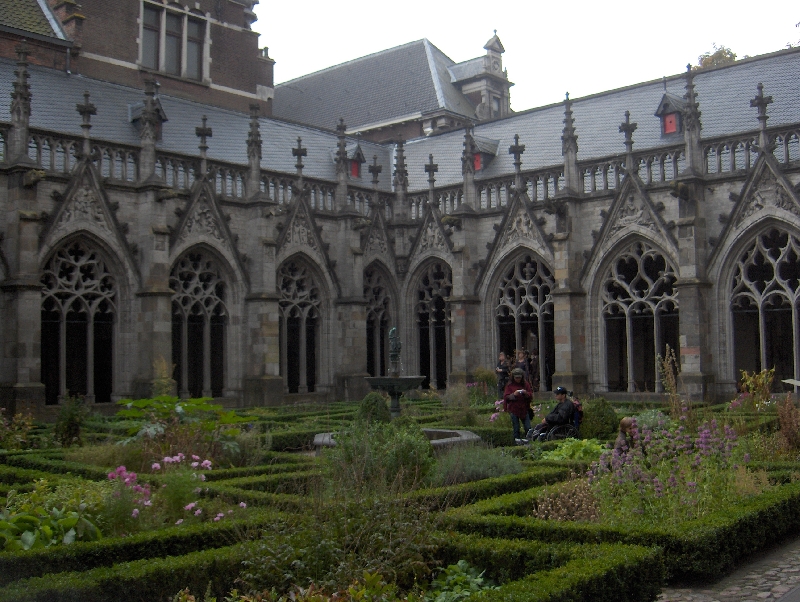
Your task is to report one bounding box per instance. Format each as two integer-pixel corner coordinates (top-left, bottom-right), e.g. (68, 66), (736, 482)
(526, 421), (579, 442)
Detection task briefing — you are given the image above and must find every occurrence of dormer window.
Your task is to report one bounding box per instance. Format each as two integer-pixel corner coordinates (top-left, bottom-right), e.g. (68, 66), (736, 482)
(350, 160), (361, 178)
(655, 92), (686, 137)
(141, 2), (207, 81)
(473, 154), (482, 171)
(663, 112), (679, 135)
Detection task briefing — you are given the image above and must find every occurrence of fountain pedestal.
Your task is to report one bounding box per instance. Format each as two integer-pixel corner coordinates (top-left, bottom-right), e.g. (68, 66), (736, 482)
(364, 376), (425, 418)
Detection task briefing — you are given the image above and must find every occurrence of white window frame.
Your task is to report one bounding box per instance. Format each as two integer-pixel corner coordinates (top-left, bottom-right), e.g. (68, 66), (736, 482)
(139, 1), (210, 82)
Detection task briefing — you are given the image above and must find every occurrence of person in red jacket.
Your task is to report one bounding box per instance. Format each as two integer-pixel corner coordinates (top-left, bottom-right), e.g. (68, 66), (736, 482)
(503, 368), (533, 442)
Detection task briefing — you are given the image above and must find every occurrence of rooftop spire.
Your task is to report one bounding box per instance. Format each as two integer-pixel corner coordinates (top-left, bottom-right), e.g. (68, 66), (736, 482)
(619, 111), (637, 174)
(393, 136), (408, 192)
(561, 92), (578, 156)
(195, 115), (212, 177)
(9, 42), (33, 161)
(461, 126), (477, 175)
(368, 155), (382, 190)
(425, 153), (438, 205)
(750, 83), (773, 151)
(335, 118), (348, 175)
(508, 134), (525, 191)
(76, 91), (96, 159)
(247, 103), (262, 162)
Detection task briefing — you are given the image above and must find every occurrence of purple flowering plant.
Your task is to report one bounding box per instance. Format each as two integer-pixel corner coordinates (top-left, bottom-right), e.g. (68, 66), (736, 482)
(588, 413), (763, 527)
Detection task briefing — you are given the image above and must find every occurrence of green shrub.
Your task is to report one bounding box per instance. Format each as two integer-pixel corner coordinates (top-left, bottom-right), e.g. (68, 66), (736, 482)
(356, 392), (391, 424)
(430, 444), (522, 487)
(240, 495), (443, 594)
(424, 559), (496, 601)
(325, 421), (435, 491)
(540, 439), (605, 462)
(0, 411), (34, 451)
(54, 398), (89, 448)
(578, 399), (618, 440)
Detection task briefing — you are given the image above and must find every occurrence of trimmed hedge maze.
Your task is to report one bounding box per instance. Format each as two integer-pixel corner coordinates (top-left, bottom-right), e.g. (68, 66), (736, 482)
(1, 399), (799, 601)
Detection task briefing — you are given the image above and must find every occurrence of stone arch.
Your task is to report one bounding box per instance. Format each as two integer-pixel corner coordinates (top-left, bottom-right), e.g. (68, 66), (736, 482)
(588, 236), (680, 393)
(169, 246), (239, 398)
(715, 222), (800, 392)
(483, 248), (555, 391)
(363, 260), (397, 377)
(406, 259), (453, 389)
(39, 234), (129, 404)
(277, 254), (330, 394)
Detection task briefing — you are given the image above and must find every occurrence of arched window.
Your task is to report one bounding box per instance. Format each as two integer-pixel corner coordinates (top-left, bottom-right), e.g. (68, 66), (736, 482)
(495, 254), (555, 390)
(731, 228), (800, 390)
(279, 260), (322, 394)
(41, 240), (116, 404)
(602, 241), (679, 392)
(170, 251), (227, 398)
(364, 267), (391, 376)
(416, 262), (452, 389)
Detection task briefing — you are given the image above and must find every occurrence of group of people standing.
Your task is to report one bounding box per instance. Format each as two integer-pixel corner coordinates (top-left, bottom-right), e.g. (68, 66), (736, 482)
(495, 349), (577, 442)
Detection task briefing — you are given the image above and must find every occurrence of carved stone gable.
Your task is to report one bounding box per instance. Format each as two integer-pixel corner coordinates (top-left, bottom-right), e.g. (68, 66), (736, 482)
(737, 169), (800, 226)
(283, 205), (319, 251)
(366, 225), (388, 256)
(504, 204), (537, 242)
(57, 184), (107, 231)
(609, 192), (657, 235)
(418, 217), (447, 253)
(178, 197), (228, 249)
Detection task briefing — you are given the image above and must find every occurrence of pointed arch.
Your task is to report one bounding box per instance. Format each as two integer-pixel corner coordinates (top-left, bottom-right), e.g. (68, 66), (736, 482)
(716, 223), (800, 391)
(278, 254), (329, 394)
(40, 235), (125, 404)
(485, 249), (555, 391)
(589, 236), (680, 393)
(363, 260), (397, 377)
(170, 245), (239, 398)
(408, 259), (453, 389)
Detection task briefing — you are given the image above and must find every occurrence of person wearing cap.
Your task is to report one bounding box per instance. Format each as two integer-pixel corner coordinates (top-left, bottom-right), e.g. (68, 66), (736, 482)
(528, 386), (575, 440)
(503, 367), (533, 441)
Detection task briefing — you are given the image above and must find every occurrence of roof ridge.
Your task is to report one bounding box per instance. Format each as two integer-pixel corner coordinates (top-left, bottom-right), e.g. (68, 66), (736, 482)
(35, 0), (69, 40)
(423, 39), (447, 110)
(275, 39), (428, 87)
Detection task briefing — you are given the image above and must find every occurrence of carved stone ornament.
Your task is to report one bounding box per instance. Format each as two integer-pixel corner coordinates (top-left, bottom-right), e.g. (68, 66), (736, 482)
(366, 226), (388, 256)
(505, 206), (536, 242)
(736, 170), (800, 226)
(610, 194), (656, 235)
(179, 198), (227, 248)
(57, 185), (107, 231)
(417, 218), (447, 253)
(283, 207), (318, 251)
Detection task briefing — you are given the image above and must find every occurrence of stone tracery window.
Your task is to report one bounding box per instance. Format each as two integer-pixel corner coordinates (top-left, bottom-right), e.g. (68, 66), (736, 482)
(416, 262), (452, 389)
(41, 240), (116, 404)
(364, 267), (391, 377)
(495, 254), (555, 390)
(602, 241), (679, 392)
(170, 251), (227, 398)
(279, 260), (322, 394)
(731, 228), (800, 389)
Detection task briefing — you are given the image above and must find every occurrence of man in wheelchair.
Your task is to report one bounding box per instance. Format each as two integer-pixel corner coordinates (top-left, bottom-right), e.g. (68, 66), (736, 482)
(527, 386), (576, 441)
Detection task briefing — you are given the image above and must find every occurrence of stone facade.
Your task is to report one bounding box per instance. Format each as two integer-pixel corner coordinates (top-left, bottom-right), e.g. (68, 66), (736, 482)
(1, 12), (800, 418)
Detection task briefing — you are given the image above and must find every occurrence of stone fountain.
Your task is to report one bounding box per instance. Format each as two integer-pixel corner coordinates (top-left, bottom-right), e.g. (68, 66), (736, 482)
(365, 327), (425, 418)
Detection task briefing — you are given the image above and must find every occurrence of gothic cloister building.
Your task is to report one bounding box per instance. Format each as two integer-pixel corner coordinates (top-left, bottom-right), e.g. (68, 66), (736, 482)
(1, 0), (799, 417)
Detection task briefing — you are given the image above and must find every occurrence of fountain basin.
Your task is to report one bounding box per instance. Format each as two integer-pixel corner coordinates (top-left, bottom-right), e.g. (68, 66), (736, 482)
(313, 428), (481, 454)
(365, 375), (425, 418)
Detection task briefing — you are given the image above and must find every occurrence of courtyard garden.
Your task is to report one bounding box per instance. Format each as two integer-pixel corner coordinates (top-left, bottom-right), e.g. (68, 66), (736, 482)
(1, 364), (799, 602)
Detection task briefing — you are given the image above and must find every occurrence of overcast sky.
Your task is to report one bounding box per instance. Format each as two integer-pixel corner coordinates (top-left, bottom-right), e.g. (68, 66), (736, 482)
(252, 0), (798, 112)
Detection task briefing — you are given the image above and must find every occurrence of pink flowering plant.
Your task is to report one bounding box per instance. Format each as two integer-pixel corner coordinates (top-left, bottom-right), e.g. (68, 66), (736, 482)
(99, 453), (248, 535)
(588, 415), (768, 527)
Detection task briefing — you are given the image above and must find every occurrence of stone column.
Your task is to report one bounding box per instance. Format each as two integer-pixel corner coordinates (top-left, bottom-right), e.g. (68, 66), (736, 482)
(0, 45), (45, 415)
(549, 96), (588, 393)
(673, 67), (714, 401)
(130, 82), (174, 397)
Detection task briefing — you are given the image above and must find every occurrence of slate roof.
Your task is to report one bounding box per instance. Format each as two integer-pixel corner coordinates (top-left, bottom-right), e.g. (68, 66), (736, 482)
(272, 39), (477, 131)
(401, 48), (800, 189)
(0, 58), (393, 189)
(0, 0), (68, 40)
(2, 46), (799, 195)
